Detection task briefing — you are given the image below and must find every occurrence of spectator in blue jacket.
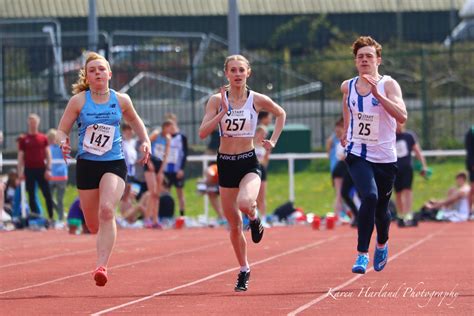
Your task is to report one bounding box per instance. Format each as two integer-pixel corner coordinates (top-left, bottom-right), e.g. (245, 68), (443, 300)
(48, 129), (68, 228)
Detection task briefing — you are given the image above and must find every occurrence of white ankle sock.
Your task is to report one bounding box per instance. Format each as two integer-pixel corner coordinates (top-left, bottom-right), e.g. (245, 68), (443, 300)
(249, 209), (258, 221)
(240, 265), (250, 272)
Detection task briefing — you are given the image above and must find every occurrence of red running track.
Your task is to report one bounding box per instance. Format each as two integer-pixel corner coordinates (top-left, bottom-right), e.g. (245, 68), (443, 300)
(0, 222), (473, 315)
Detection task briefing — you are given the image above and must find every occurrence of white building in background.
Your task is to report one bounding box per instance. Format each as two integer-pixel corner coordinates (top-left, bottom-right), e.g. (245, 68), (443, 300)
(445, 0), (474, 45)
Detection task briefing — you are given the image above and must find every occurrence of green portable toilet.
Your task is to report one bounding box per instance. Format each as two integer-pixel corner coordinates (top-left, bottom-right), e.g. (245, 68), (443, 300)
(267, 123), (311, 172)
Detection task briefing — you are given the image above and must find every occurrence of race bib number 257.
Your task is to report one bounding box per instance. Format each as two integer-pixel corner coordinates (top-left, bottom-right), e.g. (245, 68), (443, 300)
(83, 123), (115, 156)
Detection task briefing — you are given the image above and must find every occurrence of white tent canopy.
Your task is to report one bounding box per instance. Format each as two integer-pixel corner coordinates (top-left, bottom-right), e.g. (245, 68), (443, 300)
(460, 0), (474, 18)
(445, 0), (474, 45)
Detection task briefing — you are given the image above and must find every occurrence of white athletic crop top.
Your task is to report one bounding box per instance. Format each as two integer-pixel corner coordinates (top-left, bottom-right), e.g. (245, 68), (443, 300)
(345, 75), (397, 163)
(218, 90), (258, 138)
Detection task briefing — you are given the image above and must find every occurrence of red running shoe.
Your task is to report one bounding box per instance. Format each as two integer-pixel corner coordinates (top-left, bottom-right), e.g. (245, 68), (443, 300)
(93, 266), (108, 286)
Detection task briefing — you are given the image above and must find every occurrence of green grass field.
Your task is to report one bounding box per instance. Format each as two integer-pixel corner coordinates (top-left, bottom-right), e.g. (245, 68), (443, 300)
(57, 158), (466, 218)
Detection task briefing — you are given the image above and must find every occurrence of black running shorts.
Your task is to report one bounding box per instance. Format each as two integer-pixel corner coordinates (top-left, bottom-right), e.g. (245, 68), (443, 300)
(394, 164), (413, 192)
(331, 160), (348, 179)
(217, 149), (261, 188)
(164, 172), (186, 188)
(144, 156), (163, 173)
(76, 158), (127, 190)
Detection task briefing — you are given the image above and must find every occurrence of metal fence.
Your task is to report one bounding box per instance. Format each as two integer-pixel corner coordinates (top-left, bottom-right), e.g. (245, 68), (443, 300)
(1, 32), (473, 153)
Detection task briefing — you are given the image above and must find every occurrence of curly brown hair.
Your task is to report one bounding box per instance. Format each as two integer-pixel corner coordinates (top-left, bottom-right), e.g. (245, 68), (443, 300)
(352, 36), (382, 57)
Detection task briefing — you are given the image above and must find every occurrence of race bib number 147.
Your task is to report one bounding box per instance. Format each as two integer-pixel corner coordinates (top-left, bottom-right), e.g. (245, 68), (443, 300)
(83, 123), (115, 156)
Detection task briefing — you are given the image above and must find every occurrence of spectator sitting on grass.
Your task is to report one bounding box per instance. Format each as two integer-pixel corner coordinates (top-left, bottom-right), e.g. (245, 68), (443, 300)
(421, 171), (470, 222)
(118, 177), (175, 228)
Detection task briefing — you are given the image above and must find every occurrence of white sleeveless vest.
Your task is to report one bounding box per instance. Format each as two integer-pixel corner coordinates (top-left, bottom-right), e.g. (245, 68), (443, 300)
(345, 76), (397, 163)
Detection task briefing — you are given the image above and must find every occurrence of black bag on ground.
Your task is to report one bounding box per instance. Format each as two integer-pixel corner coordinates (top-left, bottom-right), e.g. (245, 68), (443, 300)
(273, 201), (295, 221)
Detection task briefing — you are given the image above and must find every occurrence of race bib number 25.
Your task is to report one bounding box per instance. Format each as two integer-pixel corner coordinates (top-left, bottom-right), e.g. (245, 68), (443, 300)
(352, 112), (380, 145)
(83, 123), (115, 156)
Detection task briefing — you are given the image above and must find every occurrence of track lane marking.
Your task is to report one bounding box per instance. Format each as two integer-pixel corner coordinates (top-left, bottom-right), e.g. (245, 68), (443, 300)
(287, 225), (449, 315)
(91, 234), (350, 315)
(0, 240), (225, 295)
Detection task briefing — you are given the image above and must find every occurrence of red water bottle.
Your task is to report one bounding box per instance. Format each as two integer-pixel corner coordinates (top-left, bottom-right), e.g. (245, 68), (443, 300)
(312, 216), (321, 230)
(326, 215), (335, 230)
(175, 216), (185, 229)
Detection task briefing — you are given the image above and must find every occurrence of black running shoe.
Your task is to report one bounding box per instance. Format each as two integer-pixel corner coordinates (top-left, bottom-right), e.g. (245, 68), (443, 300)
(234, 271), (250, 292)
(397, 218), (406, 228)
(249, 217), (264, 243)
(350, 219), (358, 228)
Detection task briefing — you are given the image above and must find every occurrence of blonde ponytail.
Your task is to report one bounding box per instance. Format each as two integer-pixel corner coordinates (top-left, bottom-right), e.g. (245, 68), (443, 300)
(71, 67), (88, 95)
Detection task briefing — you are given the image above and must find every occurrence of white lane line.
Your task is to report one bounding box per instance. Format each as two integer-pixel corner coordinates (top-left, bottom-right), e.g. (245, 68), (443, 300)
(0, 249), (96, 269)
(0, 232), (179, 252)
(0, 240), (225, 295)
(91, 234), (347, 315)
(287, 226), (449, 316)
(0, 236), (181, 269)
(0, 240), (139, 269)
(0, 238), (90, 252)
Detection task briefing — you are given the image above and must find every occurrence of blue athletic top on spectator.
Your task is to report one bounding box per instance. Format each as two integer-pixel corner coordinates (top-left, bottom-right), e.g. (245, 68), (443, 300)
(49, 144), (68, 181)
(76, 89), (124, 161)
(165, 133), (188, 173)
(151, 134), (168, 161)
(329, 133), (340, 173)
(395, 131), (417, 168)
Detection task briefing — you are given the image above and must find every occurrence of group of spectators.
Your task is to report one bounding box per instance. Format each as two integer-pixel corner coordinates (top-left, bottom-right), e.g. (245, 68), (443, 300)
(117, 113), (188, 230)
(0, 113), (472, 232)
(0, 114), (67, 230)
(0, 112), (189, 232)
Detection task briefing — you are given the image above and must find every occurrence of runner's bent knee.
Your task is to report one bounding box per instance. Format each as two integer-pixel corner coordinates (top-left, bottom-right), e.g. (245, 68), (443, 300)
(99, 202), (115, 221)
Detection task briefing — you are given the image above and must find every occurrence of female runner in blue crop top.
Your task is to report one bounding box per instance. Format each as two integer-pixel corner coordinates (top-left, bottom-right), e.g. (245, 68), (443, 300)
(56, 52), (150, 287)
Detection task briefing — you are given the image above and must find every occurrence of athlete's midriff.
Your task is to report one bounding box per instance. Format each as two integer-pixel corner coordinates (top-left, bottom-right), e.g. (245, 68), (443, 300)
(218, 137), (254, 155)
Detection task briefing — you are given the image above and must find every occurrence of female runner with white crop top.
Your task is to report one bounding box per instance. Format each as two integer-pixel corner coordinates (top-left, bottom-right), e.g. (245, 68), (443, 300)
(199, 55), (286, 292)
